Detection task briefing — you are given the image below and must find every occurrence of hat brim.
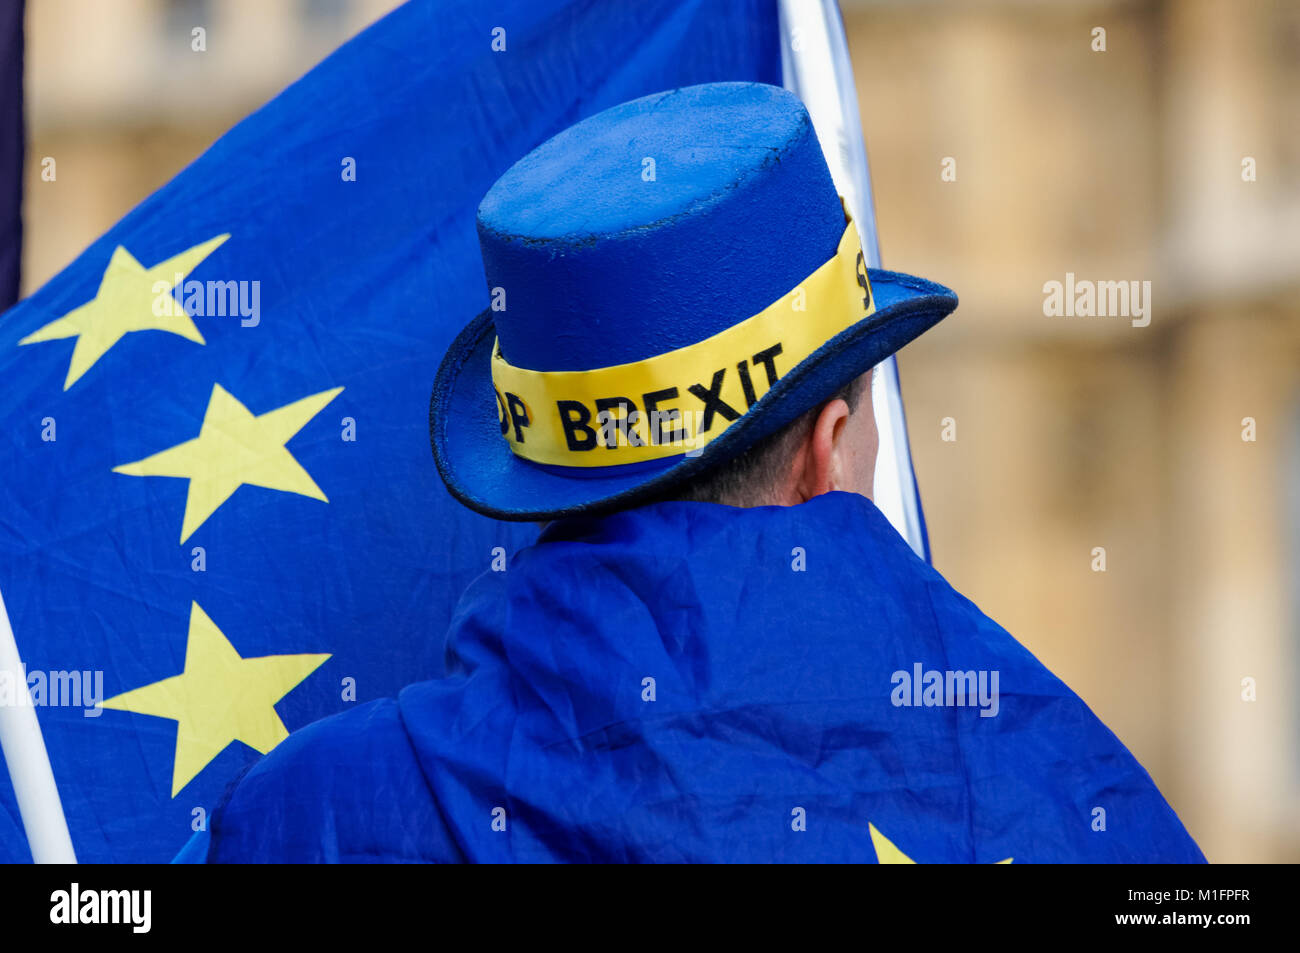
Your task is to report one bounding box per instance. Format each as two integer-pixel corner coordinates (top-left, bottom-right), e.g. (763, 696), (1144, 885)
(430, 268), (957, 521)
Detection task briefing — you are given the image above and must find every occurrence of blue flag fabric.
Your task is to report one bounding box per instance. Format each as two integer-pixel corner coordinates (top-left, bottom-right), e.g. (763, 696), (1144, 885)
(199, 493), (1204, 864)
(0, 0), (781, 863)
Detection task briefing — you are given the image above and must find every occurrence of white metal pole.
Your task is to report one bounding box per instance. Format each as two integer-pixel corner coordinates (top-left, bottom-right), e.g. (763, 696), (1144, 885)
(780, 0), (931, 561)
(0, 585), (77, 863)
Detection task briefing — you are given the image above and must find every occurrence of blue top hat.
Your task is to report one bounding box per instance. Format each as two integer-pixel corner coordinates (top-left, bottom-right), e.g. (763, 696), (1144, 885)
(430, 82), (957, 520)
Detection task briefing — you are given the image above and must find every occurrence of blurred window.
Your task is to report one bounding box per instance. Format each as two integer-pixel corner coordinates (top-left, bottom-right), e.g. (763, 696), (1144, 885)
(164, 0), (213, 38)
(302, 0), (350, 26)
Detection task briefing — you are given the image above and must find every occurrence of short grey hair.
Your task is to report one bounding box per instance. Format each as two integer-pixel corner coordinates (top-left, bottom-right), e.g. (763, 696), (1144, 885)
(661, 373), (870, 507)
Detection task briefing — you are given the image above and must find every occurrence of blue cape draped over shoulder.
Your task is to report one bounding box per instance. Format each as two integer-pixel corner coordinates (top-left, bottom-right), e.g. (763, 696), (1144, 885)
(192, 492), (1204, 863)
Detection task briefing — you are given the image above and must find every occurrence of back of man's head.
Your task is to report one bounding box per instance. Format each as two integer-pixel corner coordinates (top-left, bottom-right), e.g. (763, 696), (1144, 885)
(660, 369), (875, 508)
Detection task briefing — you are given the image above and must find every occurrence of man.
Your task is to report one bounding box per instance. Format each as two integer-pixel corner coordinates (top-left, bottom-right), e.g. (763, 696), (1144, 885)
(196, 83), (1203, 863)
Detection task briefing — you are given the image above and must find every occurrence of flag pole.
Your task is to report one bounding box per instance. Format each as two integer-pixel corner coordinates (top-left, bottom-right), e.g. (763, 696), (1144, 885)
(779, 0), (931, 562)
(0, 585), (77, 863)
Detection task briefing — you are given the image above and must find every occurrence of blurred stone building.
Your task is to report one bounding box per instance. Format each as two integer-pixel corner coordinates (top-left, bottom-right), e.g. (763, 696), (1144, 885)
(22, 0), (404, 292)
(20, 0), (1299, 862)
(844, 0), (1300, 862)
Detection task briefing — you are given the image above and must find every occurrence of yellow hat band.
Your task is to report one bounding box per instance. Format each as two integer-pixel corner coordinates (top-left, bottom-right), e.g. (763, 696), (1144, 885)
(490, 214), (874, 467)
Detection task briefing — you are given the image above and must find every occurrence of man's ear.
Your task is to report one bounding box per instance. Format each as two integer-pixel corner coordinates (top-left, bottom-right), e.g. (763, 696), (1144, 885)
(790, 397), (852, 503)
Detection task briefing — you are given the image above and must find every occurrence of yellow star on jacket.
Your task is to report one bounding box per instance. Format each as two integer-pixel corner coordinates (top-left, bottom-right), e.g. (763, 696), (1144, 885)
(869, 823), (1014, 864)
(18, 236), (229, 389)
(113, 382), (343, 543)
(102, 601), (330, 796)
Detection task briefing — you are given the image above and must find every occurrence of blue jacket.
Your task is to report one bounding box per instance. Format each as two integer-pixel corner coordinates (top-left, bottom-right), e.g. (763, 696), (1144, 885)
(191, 493), (1204, 863)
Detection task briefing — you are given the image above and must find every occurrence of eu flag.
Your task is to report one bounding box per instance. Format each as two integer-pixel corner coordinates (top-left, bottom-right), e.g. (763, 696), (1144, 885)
(0, 0), (780, 862)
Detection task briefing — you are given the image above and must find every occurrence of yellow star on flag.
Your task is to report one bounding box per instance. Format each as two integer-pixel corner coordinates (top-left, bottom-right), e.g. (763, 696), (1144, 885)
(113, 382), (343, 543)
(18, 236), (230, 389)
(869, 822), (1013, 864)
(102, 601), (330, 796)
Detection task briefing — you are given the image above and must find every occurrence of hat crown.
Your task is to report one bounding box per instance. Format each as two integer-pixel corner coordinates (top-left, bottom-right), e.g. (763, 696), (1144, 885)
(476, 82), (847, 372)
